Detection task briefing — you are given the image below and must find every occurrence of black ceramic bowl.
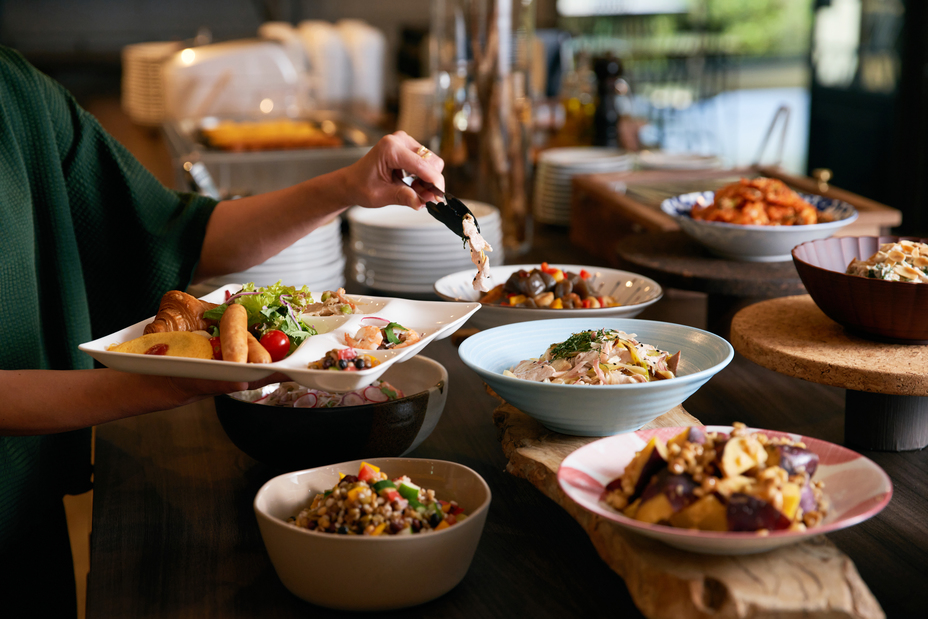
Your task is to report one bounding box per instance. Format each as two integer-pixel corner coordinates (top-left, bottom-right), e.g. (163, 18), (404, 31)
(792, 236), (928, 343)
(215, 356), (448, 471)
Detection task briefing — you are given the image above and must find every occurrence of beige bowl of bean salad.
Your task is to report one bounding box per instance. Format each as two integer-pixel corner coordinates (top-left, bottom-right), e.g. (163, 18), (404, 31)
(253, 457), (492, 611)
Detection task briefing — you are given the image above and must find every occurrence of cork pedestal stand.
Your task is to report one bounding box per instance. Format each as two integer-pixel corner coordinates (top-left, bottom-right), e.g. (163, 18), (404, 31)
(730, 295), (928, 451)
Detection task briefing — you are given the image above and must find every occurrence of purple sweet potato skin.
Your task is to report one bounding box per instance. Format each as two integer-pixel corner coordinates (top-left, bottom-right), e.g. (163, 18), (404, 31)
(776, 445), (819, 477)
(726, 493), (792, 532)
(799, 485), (818, 514)
(640, 469), (699, 512)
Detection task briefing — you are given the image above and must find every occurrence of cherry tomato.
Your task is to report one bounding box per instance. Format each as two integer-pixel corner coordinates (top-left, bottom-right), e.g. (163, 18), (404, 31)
(209, 336), (222, 360)
(260, 330), (290, 362)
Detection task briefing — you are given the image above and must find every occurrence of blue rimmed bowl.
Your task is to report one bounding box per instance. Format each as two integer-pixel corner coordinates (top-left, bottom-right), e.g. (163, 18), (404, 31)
(661, 191), (858, 262)
(458, 318), (733, 436)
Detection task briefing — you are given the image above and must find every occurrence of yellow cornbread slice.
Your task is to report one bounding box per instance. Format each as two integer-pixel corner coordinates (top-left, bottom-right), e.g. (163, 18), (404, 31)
(108, 331), (213, 359)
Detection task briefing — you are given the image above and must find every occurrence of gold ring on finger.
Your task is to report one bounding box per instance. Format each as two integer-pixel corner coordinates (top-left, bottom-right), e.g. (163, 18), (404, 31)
(417, 145), (431, 159)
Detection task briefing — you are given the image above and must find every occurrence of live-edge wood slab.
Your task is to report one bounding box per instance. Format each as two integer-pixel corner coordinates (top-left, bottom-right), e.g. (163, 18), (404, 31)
(491, 391), (884, 619)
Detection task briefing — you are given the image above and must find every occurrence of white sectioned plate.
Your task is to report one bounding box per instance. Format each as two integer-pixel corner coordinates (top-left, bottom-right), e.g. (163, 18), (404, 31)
(557, 426), (893, 555)
(79, 284), (480, 392)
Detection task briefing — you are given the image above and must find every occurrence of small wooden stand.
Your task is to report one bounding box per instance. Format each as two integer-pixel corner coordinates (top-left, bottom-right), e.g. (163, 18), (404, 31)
(492, 393), (884, 619)
(615, 230), (805, 334)
(730, 295), (928, 451)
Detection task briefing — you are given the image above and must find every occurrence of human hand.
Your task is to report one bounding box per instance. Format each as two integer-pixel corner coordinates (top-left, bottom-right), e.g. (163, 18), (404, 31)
(161, 372), (289, 408)
(341, 131), (445, 210)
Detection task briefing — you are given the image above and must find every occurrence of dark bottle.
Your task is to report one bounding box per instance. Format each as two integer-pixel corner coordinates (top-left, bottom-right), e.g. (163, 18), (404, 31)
(592, 54), (623, 148)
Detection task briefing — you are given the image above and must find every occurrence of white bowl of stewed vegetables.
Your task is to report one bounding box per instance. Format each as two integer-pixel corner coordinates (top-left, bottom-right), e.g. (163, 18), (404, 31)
(434, 263), (663, 330)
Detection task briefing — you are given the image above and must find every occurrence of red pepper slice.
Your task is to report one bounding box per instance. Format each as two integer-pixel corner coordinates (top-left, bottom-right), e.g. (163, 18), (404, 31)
(579, 269), (592, 279)
(358, 464), (377, 482)
(209, 336), (223, 360)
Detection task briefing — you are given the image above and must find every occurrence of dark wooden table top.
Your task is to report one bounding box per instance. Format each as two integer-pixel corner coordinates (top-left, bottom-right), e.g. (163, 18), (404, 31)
(616, 230), (806, 298)
(86, 225), (928, 618)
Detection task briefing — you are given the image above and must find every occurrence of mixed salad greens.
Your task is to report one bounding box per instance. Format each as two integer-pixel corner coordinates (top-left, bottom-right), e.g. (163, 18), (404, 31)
(203, 281), (319, 357)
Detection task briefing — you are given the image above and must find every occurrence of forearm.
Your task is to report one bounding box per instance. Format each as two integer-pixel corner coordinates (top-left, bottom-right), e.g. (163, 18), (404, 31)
(193, 167), (352, 282)
(0, 368), (244, 435)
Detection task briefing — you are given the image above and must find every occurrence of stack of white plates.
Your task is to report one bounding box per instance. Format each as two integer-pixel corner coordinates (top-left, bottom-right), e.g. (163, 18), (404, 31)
(121, 41), (181, 126)
(347, 202), (504, 295)
(396, 77), (435, 143)
(533, 147), (634, 225)
(203, 216), (345, 290)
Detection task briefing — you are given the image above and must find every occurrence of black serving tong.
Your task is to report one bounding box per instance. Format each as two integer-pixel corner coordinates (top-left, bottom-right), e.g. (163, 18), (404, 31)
(405, 177), (480, 240)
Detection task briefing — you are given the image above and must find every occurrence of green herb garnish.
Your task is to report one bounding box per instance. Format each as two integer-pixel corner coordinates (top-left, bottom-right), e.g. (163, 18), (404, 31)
(384, 322), (408, 345)
(548, 329), (613, 360)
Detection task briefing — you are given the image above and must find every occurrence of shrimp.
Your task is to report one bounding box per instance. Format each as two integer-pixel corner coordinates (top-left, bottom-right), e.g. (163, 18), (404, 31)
(344, 326), (383, 350)
(392, 328), (420, 349)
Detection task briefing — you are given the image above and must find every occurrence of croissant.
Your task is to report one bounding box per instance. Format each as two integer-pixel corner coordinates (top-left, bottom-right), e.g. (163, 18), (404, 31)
(144, 290), (219, 334)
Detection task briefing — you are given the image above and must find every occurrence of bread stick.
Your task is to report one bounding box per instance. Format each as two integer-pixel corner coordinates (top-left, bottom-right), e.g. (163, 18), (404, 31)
(219, 303), (248, 363)
(246, 332), (272, 364)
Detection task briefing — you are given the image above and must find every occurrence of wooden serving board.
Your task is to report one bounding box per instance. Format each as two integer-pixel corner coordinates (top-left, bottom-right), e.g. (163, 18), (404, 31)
(491, 392), (884, 619)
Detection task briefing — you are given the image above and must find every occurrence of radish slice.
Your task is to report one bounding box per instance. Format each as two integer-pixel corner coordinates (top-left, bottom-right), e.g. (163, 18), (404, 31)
(226, 290), (261, 303)
(293, 393), (318, 408)
(341, 392), (365, 407)
(364, 386), (389, 402)
(361, 316), (391, 324)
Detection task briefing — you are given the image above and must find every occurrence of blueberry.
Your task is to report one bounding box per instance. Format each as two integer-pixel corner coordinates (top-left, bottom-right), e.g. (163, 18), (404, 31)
(338, 359), (349, 369)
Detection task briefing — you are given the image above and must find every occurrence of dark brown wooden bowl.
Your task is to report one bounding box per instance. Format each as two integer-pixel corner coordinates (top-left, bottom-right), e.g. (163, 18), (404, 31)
(791, 236), (928, 343)
(214, 356), (448, 471)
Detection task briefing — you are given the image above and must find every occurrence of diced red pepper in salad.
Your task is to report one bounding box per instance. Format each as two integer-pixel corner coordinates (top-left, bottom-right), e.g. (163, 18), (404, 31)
(357, 462), (379, 482)
(337, 348), (357, 361)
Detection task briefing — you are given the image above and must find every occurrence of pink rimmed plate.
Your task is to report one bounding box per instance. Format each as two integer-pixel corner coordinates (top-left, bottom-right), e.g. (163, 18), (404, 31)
(557, 426), (892, 555)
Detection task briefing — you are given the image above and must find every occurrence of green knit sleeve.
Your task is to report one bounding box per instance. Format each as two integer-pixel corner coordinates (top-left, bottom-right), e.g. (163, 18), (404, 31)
(28, 53), (220, 335)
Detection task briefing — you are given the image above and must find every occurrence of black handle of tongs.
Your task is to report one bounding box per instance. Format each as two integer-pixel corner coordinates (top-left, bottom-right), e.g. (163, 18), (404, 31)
(404, 176), (480, 240)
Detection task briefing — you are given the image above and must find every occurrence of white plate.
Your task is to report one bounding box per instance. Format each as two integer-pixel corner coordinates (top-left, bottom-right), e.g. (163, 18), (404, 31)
(262, 243), (343, 262)
(207, 273), (346, 291)
(351, 242), (501, 267)
(637, 151), (723, 170)
(557, 426), (893, 555)
(79, 285), (480, 392)
(239, 254), (345, 275)
(348, 202), (499, 231)
(538, 147), (632, 165)
(350, 229), (502, 253)
(272, 234), (342, 253)
(352, 278), (438, 295)
(434, 264), (662, 329)
(354, 259), (478, 279)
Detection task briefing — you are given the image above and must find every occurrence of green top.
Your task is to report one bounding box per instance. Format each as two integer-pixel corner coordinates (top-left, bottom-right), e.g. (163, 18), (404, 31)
(0, 46), (219, 547)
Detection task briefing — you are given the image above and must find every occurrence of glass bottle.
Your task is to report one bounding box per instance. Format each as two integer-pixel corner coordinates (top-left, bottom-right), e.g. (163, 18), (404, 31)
(432, 0), (537, 253)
